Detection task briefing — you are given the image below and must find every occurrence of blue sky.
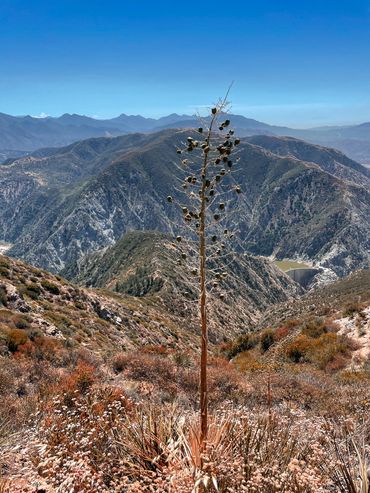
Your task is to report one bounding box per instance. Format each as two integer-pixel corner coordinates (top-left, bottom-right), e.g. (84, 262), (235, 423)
(1, 0), (370, 127)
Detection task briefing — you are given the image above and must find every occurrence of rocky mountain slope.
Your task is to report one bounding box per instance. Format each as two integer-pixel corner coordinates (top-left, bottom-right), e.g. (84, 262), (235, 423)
(245, 135), (370, 189)
(62, 231), (301, 336)
(0, 239), (300, 353)
(1, 129), (369, 276)
(258, 268), (370, 330)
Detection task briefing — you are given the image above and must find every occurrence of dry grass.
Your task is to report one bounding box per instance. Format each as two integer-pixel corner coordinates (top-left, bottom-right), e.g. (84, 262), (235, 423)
(32, 390), (370, 492)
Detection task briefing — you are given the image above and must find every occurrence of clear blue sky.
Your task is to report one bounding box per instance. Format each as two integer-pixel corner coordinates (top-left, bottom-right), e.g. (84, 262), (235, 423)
(1, 0), (370, 127)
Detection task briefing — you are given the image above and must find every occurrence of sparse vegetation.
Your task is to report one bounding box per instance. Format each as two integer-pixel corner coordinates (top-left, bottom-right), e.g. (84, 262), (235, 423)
(0, 250), (369, 491)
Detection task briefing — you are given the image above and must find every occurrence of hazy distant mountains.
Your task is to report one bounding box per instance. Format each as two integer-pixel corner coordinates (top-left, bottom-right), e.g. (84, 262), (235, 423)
(1, 111), (370, 163)
(1, 129), (369, 276)
(0, 112), (193, 156)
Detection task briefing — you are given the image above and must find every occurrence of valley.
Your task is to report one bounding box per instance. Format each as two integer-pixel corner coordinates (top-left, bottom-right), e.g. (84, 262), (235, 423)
(3, 1), (370, 490)
(0, 114), (369, 493)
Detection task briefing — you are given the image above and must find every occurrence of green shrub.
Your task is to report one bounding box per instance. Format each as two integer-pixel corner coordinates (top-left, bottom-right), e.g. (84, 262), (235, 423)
(0, 287), (7, 307)
(286, 335), (313, 363)
(286, 332), (350, 371)
(342, 302), (361, 318)
(260, 329), (275, 353)
(7, 328), (28, 352)
(0, 266), (10, 278)
(301, 318), (327, 339)
(226, 333), (259, 359)
(115, 266), (164, 297)
(20, 282), (41, 300)
(41, 280), (60, 295)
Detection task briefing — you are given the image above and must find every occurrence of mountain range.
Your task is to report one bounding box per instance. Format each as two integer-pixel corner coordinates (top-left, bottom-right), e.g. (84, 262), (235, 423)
(1, 129), (369, 278)
(1, 111), (370, 164)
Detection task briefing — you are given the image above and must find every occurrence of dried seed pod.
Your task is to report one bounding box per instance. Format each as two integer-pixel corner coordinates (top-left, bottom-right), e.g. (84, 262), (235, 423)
(185, 213), (192, 222)
(187, 176), (192, 183)
(181, 253), (187, 259)
(167, 196), (173, 203)
(215, 175), (221, 182)
(212, 281), (218, 287)
(222, 156), (228, 162)
(219, 203), (225, 210)
(227, 160), (232, 168)
(182, 183), (188, 189)
(214, 214), (220, 221)
(234, 138), (240, 145)
(220, 169), (226, 176)
(211, 107), (217, 114)
(176, 236), (182, 242)
(176, 149), (182, 154)
(209, 189), (215, 196)
(215, 158), (221, 164)
(224, 119), (230, 126)
(211, 235), (217, 242)
(187, 136), (193, 142)
(191, 268), (198, 275)
(205, 179), (211, 188)
(198, 127), (203, 133)
(235, 186), (241, 194)
(220, 293), (225, 300)
(219, 126), (224, 131)
(203, 146), (210, 153)
(182, 207), (188, 214)
(192, 177), (197, 184)
(224, 229), (228, 234)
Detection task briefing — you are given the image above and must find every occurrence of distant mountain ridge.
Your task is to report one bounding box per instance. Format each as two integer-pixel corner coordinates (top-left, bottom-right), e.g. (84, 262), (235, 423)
(1, 110), (370, 163)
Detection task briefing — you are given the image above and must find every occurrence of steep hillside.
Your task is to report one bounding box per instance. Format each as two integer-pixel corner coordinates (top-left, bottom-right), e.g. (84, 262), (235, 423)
(0, 253), (198, 353)
(2, 130), (369, 276)
(62, 231), (301, 337)
(0, 242), (300, 355)
(258, 268), (370, 329)
(245, 135), (370, 188)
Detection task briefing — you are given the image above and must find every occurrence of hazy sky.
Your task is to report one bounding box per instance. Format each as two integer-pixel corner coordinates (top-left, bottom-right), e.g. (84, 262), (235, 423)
(1, 0), (370, 127)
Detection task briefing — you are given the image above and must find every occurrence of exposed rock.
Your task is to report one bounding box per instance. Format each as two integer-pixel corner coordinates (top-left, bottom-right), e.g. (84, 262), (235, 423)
(1, 131), (369, 277)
